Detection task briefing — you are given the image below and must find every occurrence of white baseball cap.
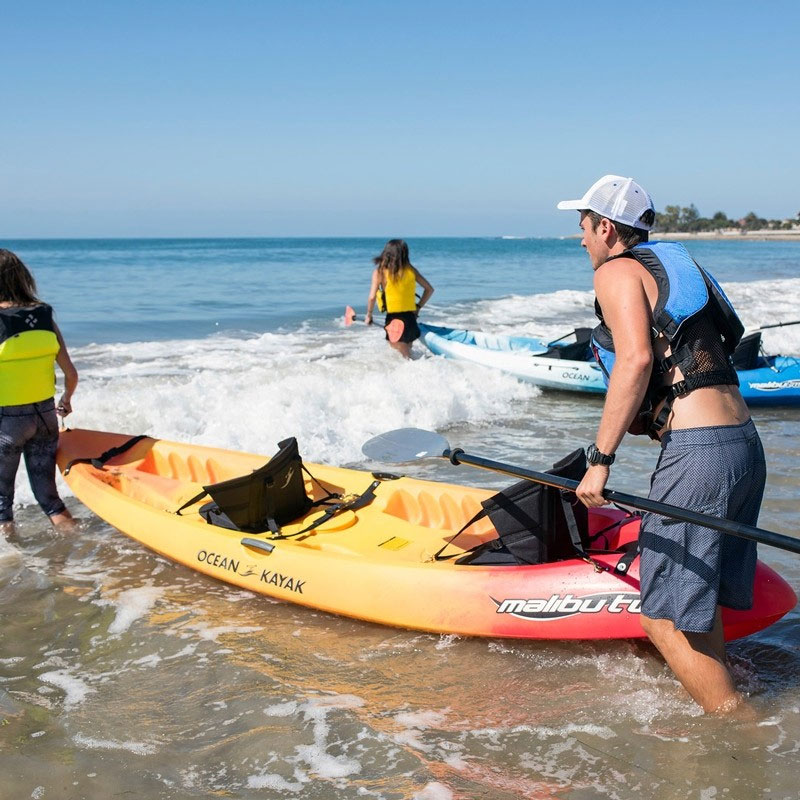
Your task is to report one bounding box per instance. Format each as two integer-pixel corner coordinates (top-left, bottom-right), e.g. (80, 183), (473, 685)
(557, 175), (655, 230)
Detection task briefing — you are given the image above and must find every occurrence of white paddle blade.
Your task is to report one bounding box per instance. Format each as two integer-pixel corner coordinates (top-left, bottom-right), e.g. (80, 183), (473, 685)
(361, 428), (450, 463)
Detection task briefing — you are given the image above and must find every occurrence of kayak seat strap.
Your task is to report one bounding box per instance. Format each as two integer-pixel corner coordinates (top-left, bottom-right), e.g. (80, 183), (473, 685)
(274, 479), (382, 539)
(613, 541), (639, 574)
(63, 435), (149, 476)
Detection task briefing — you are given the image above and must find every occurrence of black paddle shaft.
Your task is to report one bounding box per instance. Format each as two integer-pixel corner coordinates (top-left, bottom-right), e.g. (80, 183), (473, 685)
(755, 318), (800, 332)
(444, 448), (800, 556)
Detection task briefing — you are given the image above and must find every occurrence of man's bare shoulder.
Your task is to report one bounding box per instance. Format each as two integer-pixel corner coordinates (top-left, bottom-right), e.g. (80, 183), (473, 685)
(595, 256), (647, 287)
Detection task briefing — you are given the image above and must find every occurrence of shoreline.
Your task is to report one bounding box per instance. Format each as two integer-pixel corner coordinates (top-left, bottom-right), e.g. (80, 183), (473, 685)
(652, 229), (800, 241)
(566, 229), (800, 241)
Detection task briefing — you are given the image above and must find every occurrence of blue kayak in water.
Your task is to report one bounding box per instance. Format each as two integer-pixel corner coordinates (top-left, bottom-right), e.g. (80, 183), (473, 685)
(419, 323), (800, 406)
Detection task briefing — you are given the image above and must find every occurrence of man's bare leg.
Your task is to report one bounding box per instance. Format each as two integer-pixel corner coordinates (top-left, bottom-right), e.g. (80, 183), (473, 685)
(641, 609), (744, 713)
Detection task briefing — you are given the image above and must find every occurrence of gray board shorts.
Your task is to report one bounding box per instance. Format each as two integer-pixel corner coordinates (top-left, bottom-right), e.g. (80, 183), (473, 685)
(639, 419), (766, 633)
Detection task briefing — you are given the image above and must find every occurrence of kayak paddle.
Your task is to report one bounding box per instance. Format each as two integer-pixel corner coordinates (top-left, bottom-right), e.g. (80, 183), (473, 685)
(343, 306), (405, 343)
(751, 318), (800, 332)
(361, 427), (800, 556)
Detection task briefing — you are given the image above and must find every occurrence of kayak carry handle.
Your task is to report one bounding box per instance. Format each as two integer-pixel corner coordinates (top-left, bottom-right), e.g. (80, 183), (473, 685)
(241, 537), (275, 555)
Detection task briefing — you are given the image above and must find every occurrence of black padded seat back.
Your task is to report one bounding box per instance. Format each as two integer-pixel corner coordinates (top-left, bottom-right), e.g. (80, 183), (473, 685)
(731, 331), (762, 371)
(203, 437), (312, 532)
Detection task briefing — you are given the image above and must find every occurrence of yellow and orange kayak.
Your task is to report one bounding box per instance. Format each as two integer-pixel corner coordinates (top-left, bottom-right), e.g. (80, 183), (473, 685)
(57, 429), (796, 641)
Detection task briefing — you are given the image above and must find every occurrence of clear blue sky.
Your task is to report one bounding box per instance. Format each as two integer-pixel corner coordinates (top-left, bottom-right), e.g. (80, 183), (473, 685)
(2, 0), (798, 238)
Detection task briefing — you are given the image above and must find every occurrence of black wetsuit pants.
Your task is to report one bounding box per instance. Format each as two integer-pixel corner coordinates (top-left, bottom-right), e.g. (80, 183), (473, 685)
(0, 398), (66, 522)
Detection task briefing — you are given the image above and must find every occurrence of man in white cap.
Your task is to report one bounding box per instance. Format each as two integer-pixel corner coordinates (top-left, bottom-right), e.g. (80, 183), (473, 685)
(558, 175), (764, 713)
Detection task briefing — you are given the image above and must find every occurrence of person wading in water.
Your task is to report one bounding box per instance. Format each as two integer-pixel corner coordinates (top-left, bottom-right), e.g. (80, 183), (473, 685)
(558, 175), (763, 713)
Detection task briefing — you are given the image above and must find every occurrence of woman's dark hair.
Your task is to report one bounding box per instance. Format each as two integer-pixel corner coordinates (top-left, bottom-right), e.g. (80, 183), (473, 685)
(0, 249), (40, 305)
(587, 211), (650, 248)
(373, 239), (412, 281)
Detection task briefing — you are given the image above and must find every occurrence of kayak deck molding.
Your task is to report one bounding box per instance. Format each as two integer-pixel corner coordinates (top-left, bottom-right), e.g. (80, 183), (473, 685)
(57, 428), (797, 641)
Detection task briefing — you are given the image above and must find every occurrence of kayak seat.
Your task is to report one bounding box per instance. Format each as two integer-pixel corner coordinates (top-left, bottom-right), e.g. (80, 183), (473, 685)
(731, 332), (763, 371)
(176, 437), (317, 534)
(540, 327), (593, 361)
(455, 449), (591, 566)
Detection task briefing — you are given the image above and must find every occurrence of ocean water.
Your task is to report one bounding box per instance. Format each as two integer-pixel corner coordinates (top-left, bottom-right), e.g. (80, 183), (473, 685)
(1, 237), (800, 799)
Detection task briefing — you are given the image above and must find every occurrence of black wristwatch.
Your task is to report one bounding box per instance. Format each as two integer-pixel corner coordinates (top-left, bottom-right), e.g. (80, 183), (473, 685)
(586, 443), (615, 466)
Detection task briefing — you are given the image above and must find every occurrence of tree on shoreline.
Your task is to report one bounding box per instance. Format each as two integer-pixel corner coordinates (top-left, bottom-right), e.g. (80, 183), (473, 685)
(653, 205), (798, 232)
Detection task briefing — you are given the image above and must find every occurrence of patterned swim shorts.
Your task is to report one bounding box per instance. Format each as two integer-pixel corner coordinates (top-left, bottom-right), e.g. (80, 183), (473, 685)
(639, 419), (766, 633)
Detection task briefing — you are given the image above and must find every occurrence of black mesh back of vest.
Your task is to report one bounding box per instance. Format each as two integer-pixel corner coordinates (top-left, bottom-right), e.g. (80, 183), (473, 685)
(674, 315), (739, 389)
(203, 437), (312, 532)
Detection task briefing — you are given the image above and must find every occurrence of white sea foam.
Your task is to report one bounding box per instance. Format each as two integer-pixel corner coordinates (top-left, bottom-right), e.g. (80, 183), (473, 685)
(285, 694), (366, 780)
(412, 783), (454, 800)
(12, 276), (800, 513)
(186, 623), (264, 642)
(73, 733), (158, 755)
(131, 654), (163, 668)
(394, 709), (448, 729)
(102, 586), (165, 635)
(246, 773), (306, 792)
(264, 700), (299, 716)
(15, 322), (535, 507)
(39, 670), (94, 707)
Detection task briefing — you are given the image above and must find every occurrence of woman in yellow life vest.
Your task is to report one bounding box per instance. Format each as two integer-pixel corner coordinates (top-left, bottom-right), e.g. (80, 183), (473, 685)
(364, 240), (434, 358)
(0, 250), (78, 535)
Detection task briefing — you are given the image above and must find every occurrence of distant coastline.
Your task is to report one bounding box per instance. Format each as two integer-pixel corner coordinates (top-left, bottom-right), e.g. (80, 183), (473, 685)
(566, 229), (800, 241)
(652, 228), (800, 241)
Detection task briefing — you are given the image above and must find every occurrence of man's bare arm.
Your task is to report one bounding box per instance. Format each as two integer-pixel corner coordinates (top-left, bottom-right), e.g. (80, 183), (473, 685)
(577, 259), (653, 507)
(594, 259), (654, 454)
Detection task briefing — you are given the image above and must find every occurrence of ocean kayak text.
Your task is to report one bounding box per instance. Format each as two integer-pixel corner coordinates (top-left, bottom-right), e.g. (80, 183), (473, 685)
(196, 550), (305, 593)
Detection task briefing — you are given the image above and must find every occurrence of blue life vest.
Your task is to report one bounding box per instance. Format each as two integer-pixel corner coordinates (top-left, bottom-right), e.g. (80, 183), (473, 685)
(590, 241), (743, 438)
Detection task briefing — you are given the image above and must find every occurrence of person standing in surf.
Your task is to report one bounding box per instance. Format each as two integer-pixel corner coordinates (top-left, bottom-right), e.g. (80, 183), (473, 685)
(364, 239), (434, 358)
(557, 176), (764, 714)
(0, 249), (78, 535)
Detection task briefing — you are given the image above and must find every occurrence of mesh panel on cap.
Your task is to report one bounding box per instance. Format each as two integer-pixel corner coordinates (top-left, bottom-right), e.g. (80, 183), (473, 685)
(588, 178), (654, 229)
(589, 179), (626, 215)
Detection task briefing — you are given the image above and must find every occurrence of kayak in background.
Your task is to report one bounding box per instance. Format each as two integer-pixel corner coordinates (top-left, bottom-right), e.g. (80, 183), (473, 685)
(419, 323), (800, 406)
(419, 323), (606, 393)
(57, 428), (796, 642)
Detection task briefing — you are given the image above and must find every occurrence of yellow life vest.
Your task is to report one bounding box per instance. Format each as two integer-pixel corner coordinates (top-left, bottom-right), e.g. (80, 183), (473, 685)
(383, 267), (417, 313)
(0, 305), (59, 406)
